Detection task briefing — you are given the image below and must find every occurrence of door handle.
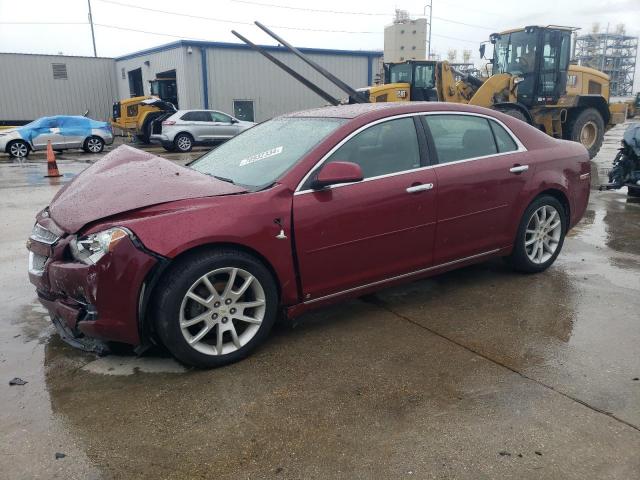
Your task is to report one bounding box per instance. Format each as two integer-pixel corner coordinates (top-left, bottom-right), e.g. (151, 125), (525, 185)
(406, 183), (434, 193)
(509, 164), (529, 174)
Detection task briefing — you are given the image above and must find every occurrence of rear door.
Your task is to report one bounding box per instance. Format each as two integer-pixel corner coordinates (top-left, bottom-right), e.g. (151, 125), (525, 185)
(59, 117), (88, 148)
(293, 116), (438, 301)
(179, 111), (212, 142)
(422, 113), (531, 264)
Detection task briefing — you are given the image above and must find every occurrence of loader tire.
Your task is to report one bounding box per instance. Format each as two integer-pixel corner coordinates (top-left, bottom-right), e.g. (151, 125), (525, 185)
(567, 108), (604, 160)
(497, 107), (529, 123)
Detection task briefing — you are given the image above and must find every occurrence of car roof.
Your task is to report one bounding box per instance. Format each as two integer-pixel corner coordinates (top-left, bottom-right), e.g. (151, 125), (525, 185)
(284, 102), (508, 121)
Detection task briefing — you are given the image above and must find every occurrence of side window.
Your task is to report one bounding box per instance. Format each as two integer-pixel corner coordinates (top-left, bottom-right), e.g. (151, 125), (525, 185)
(325, 117), (421, 179)
(211, 112), (232, 123)
(181, 111), (210, 122)
(424, 115), (497, 163)
(489, 121), (518, 153)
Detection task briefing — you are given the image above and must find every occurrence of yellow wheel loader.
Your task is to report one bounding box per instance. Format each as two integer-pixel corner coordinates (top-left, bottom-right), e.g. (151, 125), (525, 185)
(359, 26), (625, 158)
(235, 23), (625, 159)
(111, 96), (175, 144)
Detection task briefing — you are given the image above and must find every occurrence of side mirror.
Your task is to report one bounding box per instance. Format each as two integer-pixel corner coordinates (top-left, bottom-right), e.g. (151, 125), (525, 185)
(311, 161), (363, 189)
(231, 118), (239, 124)
(479, 44), (486, 59)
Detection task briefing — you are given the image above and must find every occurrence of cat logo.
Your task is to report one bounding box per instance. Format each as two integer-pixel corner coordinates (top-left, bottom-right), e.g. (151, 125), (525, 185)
(397, 89), (408, 99)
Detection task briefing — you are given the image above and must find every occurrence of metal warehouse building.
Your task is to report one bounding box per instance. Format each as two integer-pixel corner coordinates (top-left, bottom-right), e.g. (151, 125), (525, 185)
(0, 53), (118, 124)
(0, 42), (381, 124)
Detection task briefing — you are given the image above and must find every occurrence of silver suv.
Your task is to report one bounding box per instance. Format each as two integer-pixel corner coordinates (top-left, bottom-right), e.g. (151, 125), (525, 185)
(150, 110), (255, 152)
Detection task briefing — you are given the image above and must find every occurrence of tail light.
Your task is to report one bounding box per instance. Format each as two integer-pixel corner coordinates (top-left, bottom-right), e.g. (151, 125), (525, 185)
(162, 120), (176, 126)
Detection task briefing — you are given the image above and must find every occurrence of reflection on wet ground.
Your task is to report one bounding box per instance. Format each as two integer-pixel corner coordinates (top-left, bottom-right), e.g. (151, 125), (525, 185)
(1, 125), (639, 479)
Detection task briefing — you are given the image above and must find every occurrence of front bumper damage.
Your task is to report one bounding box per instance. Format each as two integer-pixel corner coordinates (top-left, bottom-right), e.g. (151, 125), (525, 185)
(27, 217), (159, 353)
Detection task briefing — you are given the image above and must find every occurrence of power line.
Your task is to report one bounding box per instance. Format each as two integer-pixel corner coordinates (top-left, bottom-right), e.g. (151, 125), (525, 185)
(94, 0), (380, 34)
(0, 20), (483, 45)
(228, 0), (498, 30)
(228, 0), (404, 16)
(0, 22), (88, 25)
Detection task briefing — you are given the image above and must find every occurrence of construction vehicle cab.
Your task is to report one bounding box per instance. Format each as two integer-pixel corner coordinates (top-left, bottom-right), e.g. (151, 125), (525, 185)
(366, 61), (439, 102)
(488, 25), (625, 157)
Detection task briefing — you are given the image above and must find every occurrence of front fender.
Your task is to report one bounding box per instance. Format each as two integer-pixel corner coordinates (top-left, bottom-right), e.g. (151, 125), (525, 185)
(91, 187), (301, 306)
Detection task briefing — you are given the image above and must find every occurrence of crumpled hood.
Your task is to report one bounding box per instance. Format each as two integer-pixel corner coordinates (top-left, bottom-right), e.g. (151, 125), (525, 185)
(49, 145), (246, 233)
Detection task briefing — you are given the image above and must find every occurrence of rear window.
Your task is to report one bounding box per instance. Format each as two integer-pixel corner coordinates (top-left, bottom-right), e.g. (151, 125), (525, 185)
(190, 117), (346, 189)
(490, 121), (518, 153)
(425, 115), (519, 163)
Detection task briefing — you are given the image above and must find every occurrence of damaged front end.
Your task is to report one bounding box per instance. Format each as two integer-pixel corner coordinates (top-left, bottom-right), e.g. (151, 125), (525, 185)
(27, 211), (160, 353)
(600, 123), (640, 197)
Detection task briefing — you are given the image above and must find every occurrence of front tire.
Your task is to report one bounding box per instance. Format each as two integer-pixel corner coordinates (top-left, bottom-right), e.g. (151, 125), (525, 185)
(496, 106), (529, 123)
(507, 195), (566, 273)
(567, 108), (604, 159)
(628, 186), (640, 198)
(153, 249), (278, 368)
(83, 136), (104, 153)
(174, 133), (193, 152)
(7, 140), (29, 158)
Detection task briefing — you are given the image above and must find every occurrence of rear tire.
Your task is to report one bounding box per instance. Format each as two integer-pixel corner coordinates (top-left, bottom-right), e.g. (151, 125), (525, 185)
(153, 249), (278, 368)
(7, 140), (29, 158)
(628, 186), (640, 198)
(566, 108), (604, 159)
(174, 133), (193, 152)
(507, 195), (567, 273)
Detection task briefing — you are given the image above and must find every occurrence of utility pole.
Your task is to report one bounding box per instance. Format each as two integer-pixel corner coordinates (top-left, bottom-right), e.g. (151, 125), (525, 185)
(424, 1), (433, 59)
(88, 0), (97, 57)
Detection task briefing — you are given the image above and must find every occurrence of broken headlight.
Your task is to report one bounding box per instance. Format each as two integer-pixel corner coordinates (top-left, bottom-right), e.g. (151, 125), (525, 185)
(70, 227), (130, 265)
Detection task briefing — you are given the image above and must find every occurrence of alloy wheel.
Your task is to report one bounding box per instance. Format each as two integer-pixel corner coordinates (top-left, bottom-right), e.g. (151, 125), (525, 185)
(524, 205), (562, 264)
(87, 138), (102, 153)
(179, 267), (266, 356)
(9, 142), (28, 158)
(177, 136), (192, 151)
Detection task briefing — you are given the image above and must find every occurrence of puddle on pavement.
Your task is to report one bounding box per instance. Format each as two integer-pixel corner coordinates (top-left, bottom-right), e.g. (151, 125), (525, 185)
(81, 355), (187, 375)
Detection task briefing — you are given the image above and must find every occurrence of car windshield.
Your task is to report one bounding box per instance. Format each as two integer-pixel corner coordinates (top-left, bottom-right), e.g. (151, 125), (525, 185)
(190, 117), (346, 189)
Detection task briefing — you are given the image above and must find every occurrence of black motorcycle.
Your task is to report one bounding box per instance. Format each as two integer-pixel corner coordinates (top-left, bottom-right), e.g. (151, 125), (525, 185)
(601, 123), (640, 197)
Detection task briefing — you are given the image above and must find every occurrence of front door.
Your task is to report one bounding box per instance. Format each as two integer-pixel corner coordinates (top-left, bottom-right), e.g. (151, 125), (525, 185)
(293, 116), (438, 301)
(31, 117), (66, 150)
(208, 111), (240, 140)
(422, 113), (531, 264)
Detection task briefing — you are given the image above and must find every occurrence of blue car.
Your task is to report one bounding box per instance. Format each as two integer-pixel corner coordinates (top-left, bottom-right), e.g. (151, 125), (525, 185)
(0, 115), (114, 158)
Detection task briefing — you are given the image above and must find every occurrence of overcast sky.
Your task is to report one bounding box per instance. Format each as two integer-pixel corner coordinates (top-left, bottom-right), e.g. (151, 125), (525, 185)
(1, 0), (639, 89)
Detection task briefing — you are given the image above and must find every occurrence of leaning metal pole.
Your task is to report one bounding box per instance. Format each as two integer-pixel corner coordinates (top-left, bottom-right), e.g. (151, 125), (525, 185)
(254, 21), (370, 103)
(231, 30), (341, 106)
(87, 0), (97, 57)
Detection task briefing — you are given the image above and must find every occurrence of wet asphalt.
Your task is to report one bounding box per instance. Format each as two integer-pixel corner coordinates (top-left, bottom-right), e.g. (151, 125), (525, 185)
(1, 129), (639, 479)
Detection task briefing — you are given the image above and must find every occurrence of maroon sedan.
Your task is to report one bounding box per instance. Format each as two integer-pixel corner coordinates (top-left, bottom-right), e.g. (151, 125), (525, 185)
(27, 103), (590, 367)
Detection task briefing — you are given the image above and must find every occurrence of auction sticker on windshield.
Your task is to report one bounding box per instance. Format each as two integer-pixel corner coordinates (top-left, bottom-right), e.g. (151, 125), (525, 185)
(239, 146), (283, 166)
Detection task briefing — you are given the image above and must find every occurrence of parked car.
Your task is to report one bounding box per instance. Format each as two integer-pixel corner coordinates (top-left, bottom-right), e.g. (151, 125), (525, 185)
(1, 115), (113, 158)
(27, 102), (590, 367)
(150, 109), (255, 152)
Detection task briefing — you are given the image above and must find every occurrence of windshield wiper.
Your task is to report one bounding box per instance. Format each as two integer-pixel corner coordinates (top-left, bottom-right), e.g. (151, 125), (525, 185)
(211, 174), (236, 185)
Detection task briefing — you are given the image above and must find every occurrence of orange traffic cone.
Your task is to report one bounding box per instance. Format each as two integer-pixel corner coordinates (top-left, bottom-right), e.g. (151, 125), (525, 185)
(44, 140), (62, 178)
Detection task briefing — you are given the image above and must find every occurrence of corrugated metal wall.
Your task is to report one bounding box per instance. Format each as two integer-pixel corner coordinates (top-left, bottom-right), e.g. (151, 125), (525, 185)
(0, 53), (117, 122)
(114, 45), (203, 109)
(206, 48), (373, 121)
